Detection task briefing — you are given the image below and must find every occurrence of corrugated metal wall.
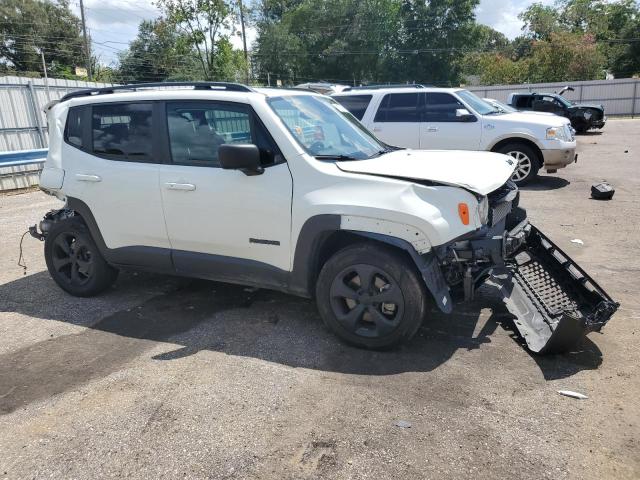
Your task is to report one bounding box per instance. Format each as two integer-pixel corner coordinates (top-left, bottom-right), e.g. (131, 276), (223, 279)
(0, 76), (115, 152)
(467, 78), (640, 116)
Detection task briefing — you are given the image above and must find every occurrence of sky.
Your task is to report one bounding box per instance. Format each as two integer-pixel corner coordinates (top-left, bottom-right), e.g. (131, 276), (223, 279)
(71, 0), (555, 66)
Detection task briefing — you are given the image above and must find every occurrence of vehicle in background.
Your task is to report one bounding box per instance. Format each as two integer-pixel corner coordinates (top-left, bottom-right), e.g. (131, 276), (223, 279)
(484, 98), (576, 135)
(30, 82), (617, 354)
(295, 82), (349, 95)
(332, 86), (577, 185)
(507, 89), (606, 134)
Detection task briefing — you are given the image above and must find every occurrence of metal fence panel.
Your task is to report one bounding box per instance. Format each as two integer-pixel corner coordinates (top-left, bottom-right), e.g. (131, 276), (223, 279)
(0, 76), (115, 152)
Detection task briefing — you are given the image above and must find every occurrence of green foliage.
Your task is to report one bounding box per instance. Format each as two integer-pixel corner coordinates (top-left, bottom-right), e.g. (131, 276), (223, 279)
(528, 32), (605, 82)
(154, 0), (245, 81)
(118, 19), (196, 82)
(0, 0), (85, 75)
(253, 0), (479, 86)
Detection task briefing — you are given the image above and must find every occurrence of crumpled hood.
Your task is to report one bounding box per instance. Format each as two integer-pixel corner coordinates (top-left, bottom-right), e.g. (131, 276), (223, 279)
(336, 150), (516, 195)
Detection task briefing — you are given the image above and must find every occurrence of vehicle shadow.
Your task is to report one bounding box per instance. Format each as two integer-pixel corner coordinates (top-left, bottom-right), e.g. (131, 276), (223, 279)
(520, 175), (570, 191)
(577, 130), (603, 136)
(0, 271), (602, 412)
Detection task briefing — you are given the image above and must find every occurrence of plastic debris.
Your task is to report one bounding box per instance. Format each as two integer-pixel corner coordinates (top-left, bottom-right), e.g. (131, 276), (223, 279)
(394, 420), (412, 428)
(558, 390), (588, 400)
(591, 182), (615, 200)
(570, 239), (584, 245)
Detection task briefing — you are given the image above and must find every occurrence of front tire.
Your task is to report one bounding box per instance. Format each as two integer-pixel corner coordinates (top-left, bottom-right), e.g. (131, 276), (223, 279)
(44, 217), (118, 297)
(315, 243), (428, 349)
(496, 142), (540, 186)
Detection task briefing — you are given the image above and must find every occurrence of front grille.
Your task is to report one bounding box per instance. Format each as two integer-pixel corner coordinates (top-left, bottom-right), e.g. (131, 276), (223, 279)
(589, 109), (603, 121)
(488, 180), (518, 227)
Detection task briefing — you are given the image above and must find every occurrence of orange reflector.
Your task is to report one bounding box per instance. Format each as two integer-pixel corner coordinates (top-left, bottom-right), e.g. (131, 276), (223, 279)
(458, 203), (470, 225)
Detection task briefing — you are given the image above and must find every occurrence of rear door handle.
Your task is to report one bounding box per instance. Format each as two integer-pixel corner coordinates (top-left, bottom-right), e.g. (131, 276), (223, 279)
(165, 182), (196, 191)
(75, 174), (101, 182)
(426, 126), (438, 132)
(372, 127), (382, 132)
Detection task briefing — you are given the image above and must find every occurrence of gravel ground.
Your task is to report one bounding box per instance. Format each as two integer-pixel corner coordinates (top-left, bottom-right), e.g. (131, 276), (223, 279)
(1, 119), (638, 479)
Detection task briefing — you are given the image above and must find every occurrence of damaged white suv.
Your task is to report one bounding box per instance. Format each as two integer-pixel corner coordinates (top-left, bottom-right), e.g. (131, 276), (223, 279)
(32, 82), (617, 353)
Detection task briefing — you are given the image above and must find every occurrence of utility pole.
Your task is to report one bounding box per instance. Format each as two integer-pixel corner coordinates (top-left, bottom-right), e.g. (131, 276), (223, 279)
(40, 50), (50, 102)
(79, 0), (92, 81)
(238, 0), (249, 85)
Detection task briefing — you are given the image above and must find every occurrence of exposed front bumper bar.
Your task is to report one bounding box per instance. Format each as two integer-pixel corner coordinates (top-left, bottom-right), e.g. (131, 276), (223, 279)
(493, 225), (619, 353)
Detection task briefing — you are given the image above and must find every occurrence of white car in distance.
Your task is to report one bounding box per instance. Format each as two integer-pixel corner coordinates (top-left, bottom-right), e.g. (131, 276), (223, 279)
(332, 86), (578, 185)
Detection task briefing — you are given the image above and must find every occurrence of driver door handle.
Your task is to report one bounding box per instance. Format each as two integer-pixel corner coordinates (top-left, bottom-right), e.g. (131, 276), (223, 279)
(372, 127), (382, 132)
(165, 182), (196, 191)
(426, 126), (438, 132)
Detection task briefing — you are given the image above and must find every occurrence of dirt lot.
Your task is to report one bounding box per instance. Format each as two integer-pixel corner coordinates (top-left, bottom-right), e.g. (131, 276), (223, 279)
(1, 119), (638, 480)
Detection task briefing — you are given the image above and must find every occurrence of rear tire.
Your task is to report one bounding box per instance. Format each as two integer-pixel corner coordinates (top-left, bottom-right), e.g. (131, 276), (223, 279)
(44, 217), (118, 297)
(315, 243), (427, 349)
(496, 142), (540, 186)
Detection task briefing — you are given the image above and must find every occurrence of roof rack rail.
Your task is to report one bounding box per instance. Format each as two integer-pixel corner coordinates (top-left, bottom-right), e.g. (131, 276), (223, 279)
(343, 83), (430, 91)
(60, 82), (253, 102)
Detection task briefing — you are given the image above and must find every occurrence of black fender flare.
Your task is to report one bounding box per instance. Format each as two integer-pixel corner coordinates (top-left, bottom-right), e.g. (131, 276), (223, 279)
(351, 231), (452, 314)
(289, 215), (452, 312)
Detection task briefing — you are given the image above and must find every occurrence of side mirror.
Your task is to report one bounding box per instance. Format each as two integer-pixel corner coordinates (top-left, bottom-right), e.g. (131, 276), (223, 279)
(218, 144), (264, 176)
(455, 108), (476, 122)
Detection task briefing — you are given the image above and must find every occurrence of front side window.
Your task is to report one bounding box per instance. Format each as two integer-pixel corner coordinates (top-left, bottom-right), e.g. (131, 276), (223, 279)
(166, 102), (279, 167)
(268, 95), (386, 160)
(514, 96), (532, 109)
(91, 103), (152, 161)
(455, 90), (495, 115)
(374, 93), (420, 122)
(424, 92), (466, 121)
(333, 95), (372, 120)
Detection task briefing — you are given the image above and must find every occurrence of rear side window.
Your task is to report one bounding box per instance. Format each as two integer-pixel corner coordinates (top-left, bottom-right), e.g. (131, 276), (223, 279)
(424, 92), (466, 122)
(91, 103), (153, 161)
(374, 93), (420, 122)
(64, 106), (83, 148)
(333, 95), (372, 120)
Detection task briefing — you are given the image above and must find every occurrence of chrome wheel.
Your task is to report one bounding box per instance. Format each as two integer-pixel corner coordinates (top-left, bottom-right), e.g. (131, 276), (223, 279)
(507, 150), (533, 183)
(329, 264), (405, 338)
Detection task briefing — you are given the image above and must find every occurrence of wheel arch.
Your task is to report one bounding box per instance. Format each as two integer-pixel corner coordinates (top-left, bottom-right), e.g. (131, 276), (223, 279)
(490, 137), (544, 168)
(289, 215), (452, 313)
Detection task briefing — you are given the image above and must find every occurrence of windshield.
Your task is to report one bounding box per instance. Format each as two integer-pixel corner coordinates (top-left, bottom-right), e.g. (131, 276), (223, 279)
(267, 95), (387, 159)
(456, 90), (497, 115)
(555, 95), (573, 107)
(487, 99), (517, 113)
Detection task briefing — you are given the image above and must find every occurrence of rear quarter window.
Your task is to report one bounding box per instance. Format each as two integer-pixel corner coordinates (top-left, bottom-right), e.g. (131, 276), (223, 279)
(64, 106), (84, 148)
(333, 95), (372, 120)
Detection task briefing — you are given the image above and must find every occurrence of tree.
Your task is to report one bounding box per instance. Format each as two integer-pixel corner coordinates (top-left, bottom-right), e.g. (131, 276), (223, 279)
(0, 0), (85, 76)
(155, 0), (245, 81)
(388, 0), (479, 85)
(519, 2), (561, 40)
(118, 19), (196, 82)
(528, 32), (605, 82)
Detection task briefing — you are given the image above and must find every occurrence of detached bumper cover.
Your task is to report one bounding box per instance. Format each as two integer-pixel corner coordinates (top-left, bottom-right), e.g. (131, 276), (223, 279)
(494, 225), (619, 353)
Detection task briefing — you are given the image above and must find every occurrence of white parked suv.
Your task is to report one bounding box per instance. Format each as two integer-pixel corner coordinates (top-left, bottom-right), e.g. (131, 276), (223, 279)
(31, 82), (616, 354)
(332, 86), (578, 185)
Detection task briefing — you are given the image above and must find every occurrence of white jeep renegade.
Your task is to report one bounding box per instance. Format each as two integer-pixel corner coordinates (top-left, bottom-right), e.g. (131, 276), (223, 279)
(31, 82), (616, 353)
